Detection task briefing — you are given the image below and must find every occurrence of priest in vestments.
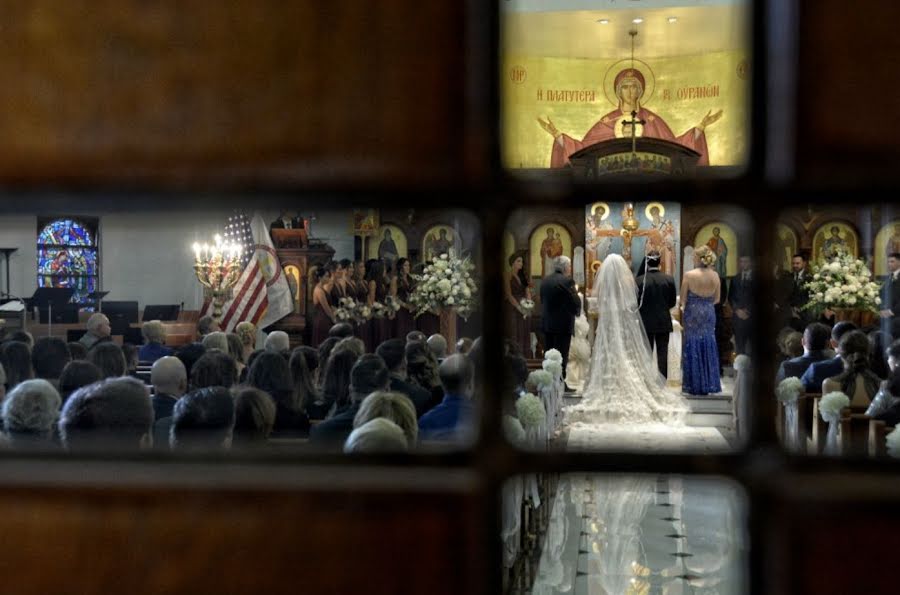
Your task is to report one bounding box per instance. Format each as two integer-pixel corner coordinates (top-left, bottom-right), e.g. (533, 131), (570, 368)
(538, 69), (722, 168)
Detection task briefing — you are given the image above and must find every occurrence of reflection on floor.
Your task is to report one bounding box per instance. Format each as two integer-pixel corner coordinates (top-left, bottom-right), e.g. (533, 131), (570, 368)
(530, 475), (747, 595)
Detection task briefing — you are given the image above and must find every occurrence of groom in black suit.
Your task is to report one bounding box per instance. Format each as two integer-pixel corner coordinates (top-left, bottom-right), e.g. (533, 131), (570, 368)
(636, 251), (676, 378)
(541, 255), (581, 390)
(880, 252), (900, 336)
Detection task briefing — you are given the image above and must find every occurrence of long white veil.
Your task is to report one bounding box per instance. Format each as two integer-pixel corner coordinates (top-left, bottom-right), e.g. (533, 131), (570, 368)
(565, 254), (687, 426)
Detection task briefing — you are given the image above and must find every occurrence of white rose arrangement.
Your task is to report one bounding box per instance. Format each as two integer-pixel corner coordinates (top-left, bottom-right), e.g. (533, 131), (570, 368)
(519, 298), (535, 318)
(803, 247), (882, 314)
(334, 297), (370, 324)
(503, 414), (527, 446)
(819, 391), (850, 420)
(516, 393), (546, 429)
(527, 369), (554, 391)
(410, 249), (479, 319)
(543, 349), (563, 363)
(370, 301), (390, 319)
(542, 359), (563, 379)
(776, 377), (803, 403)
(384, 295), (403, 313)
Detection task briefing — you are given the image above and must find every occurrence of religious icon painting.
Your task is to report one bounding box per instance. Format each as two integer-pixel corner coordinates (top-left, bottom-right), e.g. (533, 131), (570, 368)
(366, 225), (408, 273)
(874, 221), (900, 276)
(812, 221), (859, 263)
(351, 209), (379, 236)
(694, 223), (737, 278)
(283, 265), (301, 313)
(775, 223), (798, 273)
(422, 225), (461, 262)
(529, 223), (573, 278)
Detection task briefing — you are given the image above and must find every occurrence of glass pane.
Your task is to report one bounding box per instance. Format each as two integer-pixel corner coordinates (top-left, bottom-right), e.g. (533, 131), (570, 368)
(501, 0), (751, 177)
(37, 218), (95, 246)
(503, 474), (748, 593)
(503, 204), (752, 453)
(37, 272), (96, 305)
(37, 247), (98, 276)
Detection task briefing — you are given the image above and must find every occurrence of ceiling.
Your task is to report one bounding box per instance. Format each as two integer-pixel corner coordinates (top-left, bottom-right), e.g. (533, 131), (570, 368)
(503, 1), (749, 59)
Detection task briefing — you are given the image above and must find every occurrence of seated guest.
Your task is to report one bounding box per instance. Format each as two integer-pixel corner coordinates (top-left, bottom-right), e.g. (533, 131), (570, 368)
(776, 323), (831, 383)
(7, 330), (34, 348)
(2, 379), (61, 448)
(353, 391), (418, 446)
(88, 342), (128, 379)
(418, 354), (475, 443)
(333, 337), (365, 360)
(138, 320), (173, 364)
(782, 331), (803, 360)
(234, 321), (257, 363)
(801, 321), (858, 392)
(344, 418), (408, 453)
(0, 341), (33, 390)
(318, 349), (358, 418)
(174, 342), (206, 380)
(315, 337), (340, 382)
(58, 361), (103, 406)
(248, 352), (309, 437)
(201, 331), (229, 353)
(122, 343), (139, 376)
(310, 354), (390, 448)
(427, 334), (448, 360)
(226, 333), (245, 369)
(232, 387), (276, 448)
(822, 330), (881, 408)
(405, 341), (444, 410)
(329, 323), (354, 339)
(871, 369), (900, 426)
(506, 353), (529, 400)
(456, 337), (474, 355)
(289, 348), (321, 420)
(150, 356), (187, 421)
(59, 377), (154, 450)
(296, 345), (319, 384)
(774, 327), (797, 368)
(376, 339), (433, 418)
(406, 331), (426, 345)
(196, 315), (219, 339)
(264, 330), (290, 354)
(887, 340), (900, 373)
(79, 313), (111, 349)
(66, 342), (87, 361)
(31, 337), (71, 388)
(169, 387), (235, 451)
(869, 330), (890, 379)
(190, 350), (237, 390)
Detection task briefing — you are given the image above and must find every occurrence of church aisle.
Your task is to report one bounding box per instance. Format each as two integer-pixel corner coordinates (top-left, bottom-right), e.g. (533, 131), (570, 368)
(530, 475), (747, 594)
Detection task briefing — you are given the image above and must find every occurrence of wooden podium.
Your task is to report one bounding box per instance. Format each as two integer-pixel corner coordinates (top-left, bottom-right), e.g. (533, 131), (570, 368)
(568, 137), (701, 179)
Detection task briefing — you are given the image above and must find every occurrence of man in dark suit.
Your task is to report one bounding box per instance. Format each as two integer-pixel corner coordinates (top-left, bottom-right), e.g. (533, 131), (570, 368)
(540, 255), (581, 390)
(729, 255), (755, 356)
(636, 251), (676, 378)
(788, 253), (812, 331)
(776, 322), (831, 383)
(149, 356), (188, 450)
(880, 252), (900, 336)
(376, 339), (434, 418)
(800, 321), (857, 392)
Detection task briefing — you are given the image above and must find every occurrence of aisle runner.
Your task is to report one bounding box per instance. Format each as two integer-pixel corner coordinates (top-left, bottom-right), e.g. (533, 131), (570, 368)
(566, 423), (730, 453)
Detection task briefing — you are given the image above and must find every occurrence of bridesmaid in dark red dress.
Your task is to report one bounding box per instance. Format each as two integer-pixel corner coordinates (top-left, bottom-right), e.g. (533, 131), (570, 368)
(366, 259), (392, 348)
(350, 259), (372, 351)
(329, 260), (350, 306)
(391, 257), (416, 340)
(310, 267), (335, 347)
(505, 252), (532, 358)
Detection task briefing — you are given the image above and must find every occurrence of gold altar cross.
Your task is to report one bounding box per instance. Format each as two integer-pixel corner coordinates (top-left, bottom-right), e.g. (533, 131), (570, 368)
(621, 109), (646, 155)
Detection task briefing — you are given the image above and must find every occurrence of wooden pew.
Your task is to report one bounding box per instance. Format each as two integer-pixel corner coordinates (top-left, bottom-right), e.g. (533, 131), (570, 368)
(869, 420), (891, 457)
(840, 411), (871, 456)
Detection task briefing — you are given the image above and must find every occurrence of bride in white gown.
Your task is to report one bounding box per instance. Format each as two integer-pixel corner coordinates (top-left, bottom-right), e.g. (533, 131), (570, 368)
(564, 254), (688, 427)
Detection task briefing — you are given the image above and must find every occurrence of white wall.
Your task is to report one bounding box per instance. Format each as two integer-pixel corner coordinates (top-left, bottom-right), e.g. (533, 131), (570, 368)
(0, 208), (356, 310)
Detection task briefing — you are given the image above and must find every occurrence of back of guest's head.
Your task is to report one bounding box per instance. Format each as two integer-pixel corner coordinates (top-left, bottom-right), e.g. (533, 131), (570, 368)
(316, 337), (341, 371)
(333, 337), (365, 359)
(506, 353), (528, 392)
(354, 391), (417, 445)
(234, 321), (257, 347)
(31, 336), (70, 380)
(59, 377), (153, 450)
(405, 341), (440, 390)
(427, 334), (448, 359)
(468, 337), (484, 381)
(245, 348), (265, 371)
(329, 323), (354, 339)
(406, 331), (427, 345)
(66, 342), (88, 361)
(869, 330), (890, 377)
(232, 387), (276, 445)
(783, 332), (803, 359)
(170, 386), (235, 450)
(248, 351), (296, 409)
(2, 379), (61, 438)
(58, 361), (103, 405)
(375, 339), (405, 373)
(0, 341), (33, 389)
(456, 337), (474, 355)
(122, 343), (138, 372)
(141, 320), (166, 344)
(8, 331), (33, 348)
(349, 354), (390, 403)
(85, 313), (109, 335)
(297, 346), (319, 377)
(197, 315), (217, 337)
(88, 342), (127, 379)
(175, 342), (206, 379)
(804, 323), (832, 352)
(202, 331), (229, 353)
(151, 356), (187, 397)
(832, 321), (858, 343)
(289, 348), (318, 413)
(321, 349), (358, 411)
(838, 330), (871, 369)
(344, 418), (408, 454)
(190, 350), (237, 389)
(439, 354), (474, 397)
(264, 330), (290, 353)
(226, 333), (244, 364)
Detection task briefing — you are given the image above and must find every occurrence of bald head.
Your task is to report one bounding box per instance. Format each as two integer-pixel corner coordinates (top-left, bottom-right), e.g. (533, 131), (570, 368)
(151, 356), (187, 397)
(438, 354), (474, 398)
(427, 334), (448, 359)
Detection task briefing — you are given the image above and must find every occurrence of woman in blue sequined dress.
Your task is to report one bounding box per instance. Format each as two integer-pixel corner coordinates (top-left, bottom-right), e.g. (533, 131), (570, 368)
(680, 245), (722, 395)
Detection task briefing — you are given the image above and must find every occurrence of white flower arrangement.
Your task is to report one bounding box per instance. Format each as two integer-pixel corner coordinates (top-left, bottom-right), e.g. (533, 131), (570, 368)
(503, 414), (527, 446)
(819, 391), (850, 419)
(542, 359), (563, 378)
(334, 297), (365, 324)
(697, 249), (717, 267)
(776, 377), (803, 403)
(543, 349), (563, 363)
(516, 393), (546, 429)
(886, 427), (900, 459)
(733, 354), (752, 372)
(384, 295), (402, 313)
(519, 298), (535, 318)
(410, 249), (479, 320)
(370, 301), (391, 319)
(803, 247), (882, 314)
(527, 369), (554, 390)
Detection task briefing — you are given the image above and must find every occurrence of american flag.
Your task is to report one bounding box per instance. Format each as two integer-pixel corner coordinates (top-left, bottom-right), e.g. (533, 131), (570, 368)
(202, 211), (269, 332)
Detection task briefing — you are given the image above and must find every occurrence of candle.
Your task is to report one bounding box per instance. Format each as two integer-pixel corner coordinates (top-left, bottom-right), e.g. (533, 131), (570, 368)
(192, 242), (201, 260)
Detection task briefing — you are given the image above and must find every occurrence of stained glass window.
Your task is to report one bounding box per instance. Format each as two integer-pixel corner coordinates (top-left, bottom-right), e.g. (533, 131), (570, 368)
(36, 218), (99, 307)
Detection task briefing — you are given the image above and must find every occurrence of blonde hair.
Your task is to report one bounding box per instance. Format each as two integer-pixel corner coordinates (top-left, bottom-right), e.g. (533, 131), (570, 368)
(353, 391), (418, 445)
(141, 320), (166, 344)
(694, 245), (717, 268)
(235, 321), (257, 347)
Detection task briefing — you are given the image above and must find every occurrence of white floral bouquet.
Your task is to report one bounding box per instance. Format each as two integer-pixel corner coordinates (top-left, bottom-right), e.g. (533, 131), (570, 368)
(503, 414), (527, 446)
(886, 427), (900, 459)
(543, 349), (563, 363)
(384, 295), (403, 314)
(519, 298), (535, 318)
(370, 301), (391, 319)
(803, 247), (882, 314)
(334, 298), (356, 323)
(776, 377), (803, 403)
(410, 249), (479, 320)
(542, 359), (563, 379)
(516, 393), (546, 429)
(355, 302), (373, 324)
(527, 369), (553, 391)
(819, 391), (850, 420)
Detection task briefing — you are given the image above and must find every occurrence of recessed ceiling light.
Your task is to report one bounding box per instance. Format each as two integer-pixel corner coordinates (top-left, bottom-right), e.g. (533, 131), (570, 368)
(667, 16), (678, 23)
(632, 18), (643, 24)
(597, 18), (609, 25)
